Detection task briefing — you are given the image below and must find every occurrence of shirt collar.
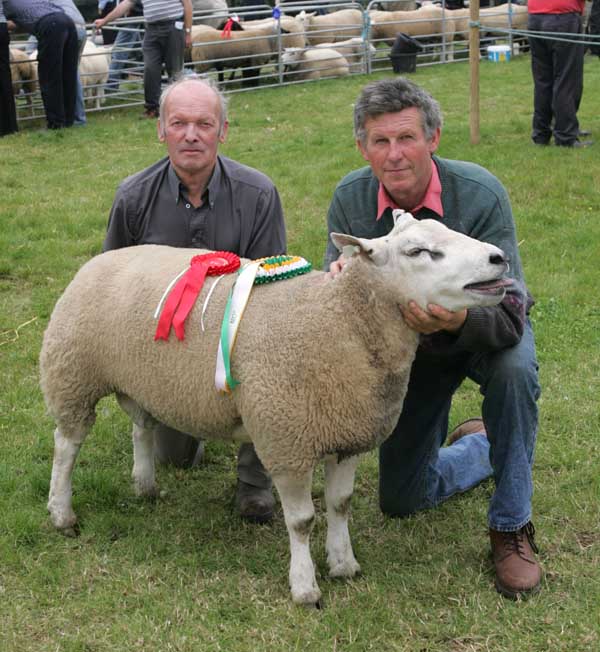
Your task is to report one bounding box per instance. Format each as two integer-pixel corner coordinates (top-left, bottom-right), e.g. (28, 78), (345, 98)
(376, 159), (443, 220)
(167, 156), (221, 209)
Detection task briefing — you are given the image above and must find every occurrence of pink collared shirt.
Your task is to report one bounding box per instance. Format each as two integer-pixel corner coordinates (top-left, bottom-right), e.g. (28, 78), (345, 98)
(376, 160), (444, 220)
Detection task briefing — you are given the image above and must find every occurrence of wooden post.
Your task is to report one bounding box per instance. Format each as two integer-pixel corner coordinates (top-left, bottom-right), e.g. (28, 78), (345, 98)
(469, 0), (481, 144)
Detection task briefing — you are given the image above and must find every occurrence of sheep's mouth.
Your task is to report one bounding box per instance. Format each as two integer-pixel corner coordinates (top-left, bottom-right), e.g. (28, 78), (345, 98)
(464, 277), (513, 295)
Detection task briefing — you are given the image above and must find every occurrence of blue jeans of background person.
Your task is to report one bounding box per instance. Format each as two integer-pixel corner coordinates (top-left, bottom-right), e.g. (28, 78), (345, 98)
(74, 24), (87, 125)
(106, 22), (143, 92)
(142, 20), (185, 113)
(379, 321), (540, 532)
(35, 12), (79, 129)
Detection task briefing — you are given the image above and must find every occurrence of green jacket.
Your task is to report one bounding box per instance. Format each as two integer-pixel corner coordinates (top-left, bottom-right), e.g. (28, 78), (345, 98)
(324, 156), (533, 354)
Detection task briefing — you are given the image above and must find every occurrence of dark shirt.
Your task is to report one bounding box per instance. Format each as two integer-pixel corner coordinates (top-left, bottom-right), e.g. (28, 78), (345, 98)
(3, 0), (64, 33)
(103, 155), (287, 259)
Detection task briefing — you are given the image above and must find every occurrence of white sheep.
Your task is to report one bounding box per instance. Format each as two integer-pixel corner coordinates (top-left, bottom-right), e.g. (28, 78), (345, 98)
(9, 47), (37, 111)
(296, 9), (364, 45)
(368, 5), (457, 61)
(312, 37), (377, 71)
(282, 47), (350, 81)
(192, 0), (229, 28)
(42, 211), (509, 606)
(189, 19), (305, 85)
(79, 41), (111, 109)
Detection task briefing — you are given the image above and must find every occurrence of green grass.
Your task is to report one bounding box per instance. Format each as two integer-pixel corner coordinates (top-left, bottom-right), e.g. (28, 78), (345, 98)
(1, 56), (599, 651)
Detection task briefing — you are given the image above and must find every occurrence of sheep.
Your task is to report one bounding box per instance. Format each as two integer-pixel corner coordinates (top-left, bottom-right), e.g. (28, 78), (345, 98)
(282, 47), (350, 81)
(42, 211), (510, 606)
(79, 41), (111, 109)
(311, 37), (377, 71)
(296, 9), (364, 45)
(192, 0), (229, 28)
(368, 5), (457, 61)
(188, 19), (305, 86)
(9, 47), (37, 111)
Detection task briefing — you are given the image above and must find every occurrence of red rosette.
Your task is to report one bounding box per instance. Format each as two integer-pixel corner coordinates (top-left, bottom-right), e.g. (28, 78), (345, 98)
(190, 251), (240, 276)
(155, 251), (241, 342)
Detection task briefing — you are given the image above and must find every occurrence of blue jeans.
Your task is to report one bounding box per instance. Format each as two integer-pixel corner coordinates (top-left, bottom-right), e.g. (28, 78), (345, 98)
(106, 22), (143, 92)
(379, 321), (540, 532)
(74, 25), (87, 125)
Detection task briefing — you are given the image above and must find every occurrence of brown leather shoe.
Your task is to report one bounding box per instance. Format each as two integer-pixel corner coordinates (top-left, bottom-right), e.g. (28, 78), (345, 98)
(490, 523), (542, 598)
(448, 418), (486, 445)
(235, 480), (275, 524)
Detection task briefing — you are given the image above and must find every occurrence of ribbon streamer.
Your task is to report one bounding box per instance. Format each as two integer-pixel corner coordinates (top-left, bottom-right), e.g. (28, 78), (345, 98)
(155, 252), (240, 341)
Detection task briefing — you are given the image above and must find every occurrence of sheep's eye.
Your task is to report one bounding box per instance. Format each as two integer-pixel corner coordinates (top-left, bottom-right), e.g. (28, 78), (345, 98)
(407, 248), (444, 260)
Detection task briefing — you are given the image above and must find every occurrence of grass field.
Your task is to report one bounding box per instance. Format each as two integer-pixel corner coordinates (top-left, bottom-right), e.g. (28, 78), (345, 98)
(1, 55), (599, 652)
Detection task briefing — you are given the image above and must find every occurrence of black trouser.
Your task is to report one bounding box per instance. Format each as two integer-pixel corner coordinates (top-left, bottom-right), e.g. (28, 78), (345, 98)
(0, 23), (18, 137)
(589, 0), (600, 56)
(528, 13), (584, 146)
(35, 12), (79, 129)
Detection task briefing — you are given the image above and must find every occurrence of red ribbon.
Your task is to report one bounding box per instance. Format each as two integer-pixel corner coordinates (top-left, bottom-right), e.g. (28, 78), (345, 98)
(154, 252), (240, 342)
(221, 17), (235, 39)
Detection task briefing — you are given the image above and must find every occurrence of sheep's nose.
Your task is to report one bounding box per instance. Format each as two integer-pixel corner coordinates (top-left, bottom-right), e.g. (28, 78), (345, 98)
(490, 251), (508, 266)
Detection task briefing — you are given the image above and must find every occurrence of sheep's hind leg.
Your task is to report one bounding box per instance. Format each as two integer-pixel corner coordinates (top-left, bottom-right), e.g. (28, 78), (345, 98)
(272, 470), (321, 606)
(116, 394), (158, 497)
(47, 425), (88, 536)
(324, 455), (361, 579)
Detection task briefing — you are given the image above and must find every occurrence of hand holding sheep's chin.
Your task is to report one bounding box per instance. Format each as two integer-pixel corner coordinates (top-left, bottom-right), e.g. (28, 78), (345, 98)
(326, 254), (347, 279)
(401, 301), (467, 335)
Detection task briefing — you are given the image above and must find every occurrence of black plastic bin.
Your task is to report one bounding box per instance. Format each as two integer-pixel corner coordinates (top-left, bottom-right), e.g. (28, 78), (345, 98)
(390, 33), (424, 74)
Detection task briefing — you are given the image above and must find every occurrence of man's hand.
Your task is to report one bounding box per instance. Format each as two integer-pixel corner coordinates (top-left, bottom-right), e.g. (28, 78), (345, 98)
(94, 18), (106, 30)
(326, 254), (347, 279)
(185, 31), (192, 49)
(401, 301), (467, 335)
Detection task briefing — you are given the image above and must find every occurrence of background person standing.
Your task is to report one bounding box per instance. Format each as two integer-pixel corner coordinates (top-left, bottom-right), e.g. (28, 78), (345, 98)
(0, 0), (18, 136)
(527, 0), (592, 148)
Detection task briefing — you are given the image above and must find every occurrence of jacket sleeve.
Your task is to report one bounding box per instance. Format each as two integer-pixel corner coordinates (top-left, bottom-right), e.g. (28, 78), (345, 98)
(421, 186), (533, 354)
(102, 186), (135, 252)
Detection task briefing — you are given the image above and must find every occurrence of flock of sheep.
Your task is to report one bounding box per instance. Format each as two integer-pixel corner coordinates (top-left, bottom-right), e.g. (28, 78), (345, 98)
(9, 3), (528, 113)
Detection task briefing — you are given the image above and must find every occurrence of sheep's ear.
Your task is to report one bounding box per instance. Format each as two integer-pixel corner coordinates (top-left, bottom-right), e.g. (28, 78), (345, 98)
(390, 209), (417, 232)
(330, 233), (389, 266)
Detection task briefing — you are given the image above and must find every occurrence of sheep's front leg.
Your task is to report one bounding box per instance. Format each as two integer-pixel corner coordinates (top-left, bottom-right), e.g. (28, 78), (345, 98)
(48, 427), (85, 536)
(324, 455), (361, 578)
(272, 470), (321, 606)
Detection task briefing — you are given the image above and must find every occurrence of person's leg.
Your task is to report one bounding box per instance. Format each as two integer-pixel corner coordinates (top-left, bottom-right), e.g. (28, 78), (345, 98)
(74, 27), (87, 125)
(528, 15), (554, 145)
(467, 321), (540, 532)
(378, 349), (492, 517)
(0, 23), (18, 136)
(142, 23), (164, 114)
(36, 14), (68, 128)
(164, 22), (185, 82)
(154, 424), (204, 467)
(466, 321), (542, 598)
(106, 24), (141, 91)
(552, 13), (584, 146)
(236, 442), (275, 523)
(61, 18), (80, 128)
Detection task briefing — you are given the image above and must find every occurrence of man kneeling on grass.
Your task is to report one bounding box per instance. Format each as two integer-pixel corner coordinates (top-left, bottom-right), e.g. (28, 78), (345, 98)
(324, 77), (542, 599)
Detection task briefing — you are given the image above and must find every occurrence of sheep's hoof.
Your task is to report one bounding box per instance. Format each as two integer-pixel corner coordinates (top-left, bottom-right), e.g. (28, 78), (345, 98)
(291, 586), (322, 607)
(329, 559), (361, 579)
(60, 523), (80, 538)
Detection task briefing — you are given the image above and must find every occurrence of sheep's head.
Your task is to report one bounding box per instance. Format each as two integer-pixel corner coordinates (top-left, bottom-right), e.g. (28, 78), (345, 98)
(331, 210), (511, 312)
(281, 47), (304, 66)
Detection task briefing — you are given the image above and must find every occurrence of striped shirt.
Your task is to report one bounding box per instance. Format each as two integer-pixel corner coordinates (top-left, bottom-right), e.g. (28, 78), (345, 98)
(142, 0), (184, 23)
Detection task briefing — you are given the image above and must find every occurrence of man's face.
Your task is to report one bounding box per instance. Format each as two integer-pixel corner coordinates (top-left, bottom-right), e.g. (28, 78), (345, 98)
(158, 83), (228, 178)
(356, 107), (440, 208)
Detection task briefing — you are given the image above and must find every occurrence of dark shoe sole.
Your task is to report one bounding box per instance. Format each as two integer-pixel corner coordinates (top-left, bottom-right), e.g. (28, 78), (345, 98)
(495, 576), (542, 600)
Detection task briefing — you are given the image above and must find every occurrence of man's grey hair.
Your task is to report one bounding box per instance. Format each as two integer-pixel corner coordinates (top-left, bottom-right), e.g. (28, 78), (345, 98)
(158, 75), (229, 135)
(354, 77), (443, 144)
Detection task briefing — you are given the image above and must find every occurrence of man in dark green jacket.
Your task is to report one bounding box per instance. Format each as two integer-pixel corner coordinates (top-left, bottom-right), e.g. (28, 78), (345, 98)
(324, 77), (542, 599)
